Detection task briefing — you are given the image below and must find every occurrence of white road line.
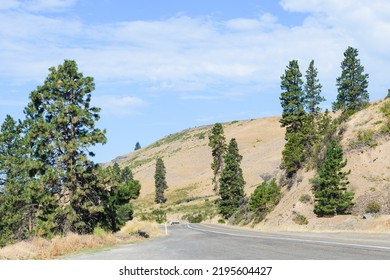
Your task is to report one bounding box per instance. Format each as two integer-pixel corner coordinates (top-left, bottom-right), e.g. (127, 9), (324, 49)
(187, 224), (390, 251)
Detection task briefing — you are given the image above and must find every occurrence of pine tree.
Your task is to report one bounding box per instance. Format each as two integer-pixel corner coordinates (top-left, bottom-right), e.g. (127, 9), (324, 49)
(279, 60), (308, 178)
(305, 60), (324, 116)
(218, 138), (245, 219)
(248, 179), (280, 212)
(333, 46), (369, 115)
(0, 116), (32, 245)
(23, 60), (107, 234)
(154, 158), (168, 204)
(312, 140), (354, 216)
(134, 142), (141, 151)
(98, 164), (140, 232)
(279, 60), (306, 134)
(208, 123), (227, 193)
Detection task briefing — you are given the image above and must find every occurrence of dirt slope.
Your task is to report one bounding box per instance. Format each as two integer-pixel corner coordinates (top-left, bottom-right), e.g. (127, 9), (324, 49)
(111, 99), (390, 232)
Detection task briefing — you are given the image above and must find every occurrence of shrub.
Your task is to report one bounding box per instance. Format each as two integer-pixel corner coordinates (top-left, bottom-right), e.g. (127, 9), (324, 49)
(293, 214), (308, 225)
(299, 194), (312, 204)
(365, 201), (381, 213)
(182, 213), (203, 223)
(151, 209), (167, 224)
(218, 218), (225, 224)
(248, 179), (281, 212)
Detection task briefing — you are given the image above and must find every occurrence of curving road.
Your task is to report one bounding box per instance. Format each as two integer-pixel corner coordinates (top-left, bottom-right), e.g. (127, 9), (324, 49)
(68, 223), (390, 260)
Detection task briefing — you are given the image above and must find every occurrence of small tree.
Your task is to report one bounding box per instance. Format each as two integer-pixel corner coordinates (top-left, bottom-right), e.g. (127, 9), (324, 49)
(218, 138), (245, 219)
(154, 158), (168, 204)
(208, 123), (227, 193)
(134, 142), (141, 151)
(312, 140), (354, 216)
(333, 46), (369, 115)
(248, 179), (280, 212)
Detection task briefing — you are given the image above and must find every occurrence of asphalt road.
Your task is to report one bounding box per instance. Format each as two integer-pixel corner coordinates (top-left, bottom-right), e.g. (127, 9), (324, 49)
(68, 223), (390, 260)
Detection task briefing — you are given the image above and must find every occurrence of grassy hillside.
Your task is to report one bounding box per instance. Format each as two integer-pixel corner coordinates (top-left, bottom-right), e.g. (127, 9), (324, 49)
(112, 99), (390, 232)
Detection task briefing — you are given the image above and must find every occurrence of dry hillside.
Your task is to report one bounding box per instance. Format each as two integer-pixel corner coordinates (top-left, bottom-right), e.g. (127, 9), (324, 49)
(112, 99), (390, 232)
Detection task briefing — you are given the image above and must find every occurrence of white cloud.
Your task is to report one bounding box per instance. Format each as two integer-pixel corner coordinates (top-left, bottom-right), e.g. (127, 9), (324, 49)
(0, 1), (389, 104)
(92, 95), (147, 116)
(23, 0), (77, 12)
(0, 0), (20, 10)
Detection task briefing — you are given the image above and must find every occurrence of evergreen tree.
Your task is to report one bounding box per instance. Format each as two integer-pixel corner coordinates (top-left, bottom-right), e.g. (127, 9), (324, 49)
(248, 179), (280, 212)
(208, 123), (227, 193)
(0, 116), (32, 245)
(279, 60), (306, 134)
(23, 60), (107, 234)
(303, 60), (325, 162)
(304, 60), (324, 116)
(218, 138), (245, 219)
(279, 60), (308, 178)
(333, 46), (369, 115)
(134, 142), (141, 151)
(98, 164), (140, 232)
(312, 140), (354, 216)
(154, 158), (168, 204)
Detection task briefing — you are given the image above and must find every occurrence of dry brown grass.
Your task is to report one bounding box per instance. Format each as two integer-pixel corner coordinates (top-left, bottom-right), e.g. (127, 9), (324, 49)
(0, 221), (164, 260)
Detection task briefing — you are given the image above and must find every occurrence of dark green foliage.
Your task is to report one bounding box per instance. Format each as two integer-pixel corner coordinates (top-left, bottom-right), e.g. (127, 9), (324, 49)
(217, 138), (245, 219)
(154, 158), (168, 204)
(280, 132), (307, 177)
(333, 47), (369, 115)
(248, 179), (281, 212)
(208, 123), (227, 193)
(98, 164), (140, 232)
(279, 60), (310, 178)
(304, 60), (325, 115)
(312, 140), (354, 216)
(279, 60), (306, 134)
(22, 60), (108, 235)
(134, 142), (141, 151)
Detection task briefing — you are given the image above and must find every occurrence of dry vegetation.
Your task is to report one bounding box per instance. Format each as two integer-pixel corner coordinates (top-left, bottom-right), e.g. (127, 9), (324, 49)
(115, 99), (390, 232)
(0, 220), (164, 260)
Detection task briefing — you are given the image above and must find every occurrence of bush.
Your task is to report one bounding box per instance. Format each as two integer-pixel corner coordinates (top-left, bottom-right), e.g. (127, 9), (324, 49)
(182, 213), (203, 223)
(248, 179), (281, 212)
(293, 215), (308, 225)
(299, 194), (311, 204)
(365, 201), (381, 213)
(151, 209), (167, 224)
(218, 218), (225, 224)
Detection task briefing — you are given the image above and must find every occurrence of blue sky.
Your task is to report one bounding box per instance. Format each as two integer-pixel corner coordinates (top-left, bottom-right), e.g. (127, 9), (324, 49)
(1, 0), (390, 163)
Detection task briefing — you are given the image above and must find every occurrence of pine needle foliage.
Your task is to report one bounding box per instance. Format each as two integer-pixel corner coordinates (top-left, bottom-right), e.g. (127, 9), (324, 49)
(208, 123), (227, 193)
(217, 138), (245, 219)
(154, 158), (168, 204)
(312, 140), (354, 216)
(333, 46), (369, 116)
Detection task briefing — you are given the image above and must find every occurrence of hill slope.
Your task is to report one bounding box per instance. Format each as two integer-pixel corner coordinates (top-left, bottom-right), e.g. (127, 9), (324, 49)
(111, 99), (390, 232)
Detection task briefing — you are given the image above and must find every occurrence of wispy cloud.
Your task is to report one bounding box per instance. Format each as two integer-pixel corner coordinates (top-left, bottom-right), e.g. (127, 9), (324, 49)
(0, 0), (389, 102)
(92, 95), (147, 117)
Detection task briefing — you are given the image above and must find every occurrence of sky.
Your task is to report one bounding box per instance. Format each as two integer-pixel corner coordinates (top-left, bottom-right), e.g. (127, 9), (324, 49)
(0, 0), (389, 163)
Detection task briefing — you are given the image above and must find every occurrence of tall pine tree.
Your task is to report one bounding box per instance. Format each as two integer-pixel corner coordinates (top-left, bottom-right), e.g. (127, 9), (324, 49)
(279, 60), (308, 178)
(23, 60), (107, 234)
(218, 138), (245, 219)
(304, 60), (324, 116)
(208, 123), (227, 193)
(333, 46), (369, 115)
(154, 158), (168, 204)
